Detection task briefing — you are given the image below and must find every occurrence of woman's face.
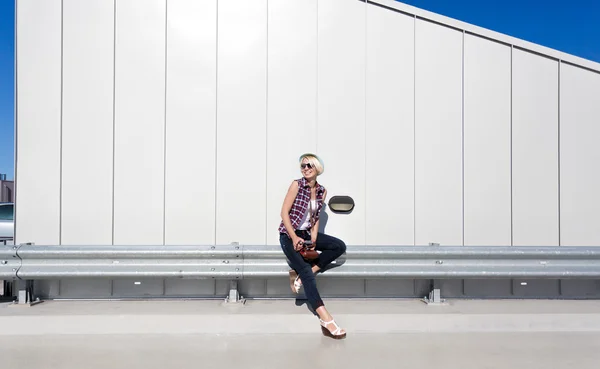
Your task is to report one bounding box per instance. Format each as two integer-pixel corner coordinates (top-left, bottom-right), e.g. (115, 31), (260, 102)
(300, 158), (317, 180)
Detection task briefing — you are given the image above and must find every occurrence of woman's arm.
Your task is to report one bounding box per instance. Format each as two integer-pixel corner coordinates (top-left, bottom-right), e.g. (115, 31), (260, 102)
(281, 180), (303, 250)
(310, 188), (327, 245)
(310, 220), (319, 245)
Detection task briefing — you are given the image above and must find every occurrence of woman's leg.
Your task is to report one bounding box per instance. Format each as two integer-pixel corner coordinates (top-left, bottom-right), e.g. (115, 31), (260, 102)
(281, 233), (346, 338)
(279, 233), (324, 310)
(313, 232), (346, 272)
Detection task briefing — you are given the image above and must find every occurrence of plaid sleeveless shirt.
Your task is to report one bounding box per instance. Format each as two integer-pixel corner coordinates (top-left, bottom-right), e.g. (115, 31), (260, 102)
(278, 177), (326, 235)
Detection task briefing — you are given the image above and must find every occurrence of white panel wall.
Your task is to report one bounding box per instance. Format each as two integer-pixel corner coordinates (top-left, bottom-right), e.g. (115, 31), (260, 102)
(16, 0), (600, 251)
(15, 0), (62, 244)
(113, 0), (166, 245)
(560, 65), (600, 246)
(61, 0), (114, 245)
(266, 0), (317, 245)
(463, 35), (511, 246)
(216, 0), (267, 244)
(512, 49), (559, 246)
(165, 0), (217, 245)
(365, 6), (414, 245)
(414, 20), (463, 246)
(317, 0), (366, 245)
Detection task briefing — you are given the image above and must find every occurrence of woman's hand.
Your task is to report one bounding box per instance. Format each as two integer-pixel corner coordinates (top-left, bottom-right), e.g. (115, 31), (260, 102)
(292, 236), (304, 251)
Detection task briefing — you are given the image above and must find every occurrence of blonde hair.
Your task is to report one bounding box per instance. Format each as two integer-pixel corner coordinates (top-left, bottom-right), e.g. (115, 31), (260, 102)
(299, 153), (324, 176)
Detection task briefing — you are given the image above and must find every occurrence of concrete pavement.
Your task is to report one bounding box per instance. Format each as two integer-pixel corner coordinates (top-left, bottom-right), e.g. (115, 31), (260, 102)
(2, 298), (600, 334)
(1, 332), (599, 369)
(1, 299), (600, 368)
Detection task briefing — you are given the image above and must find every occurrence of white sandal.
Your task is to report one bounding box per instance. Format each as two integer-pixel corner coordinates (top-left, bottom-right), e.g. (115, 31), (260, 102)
(294, 275), (303, 292)
(288, 270), (303, 293)
(319, 319), (347, 339)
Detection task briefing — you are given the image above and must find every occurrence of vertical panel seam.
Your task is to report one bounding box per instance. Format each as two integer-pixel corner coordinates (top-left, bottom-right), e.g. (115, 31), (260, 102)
(163, 0), (168, 246)
(214, 0), (219, 245)
(364, 0), (367, 245)
(413, 15), (416, 246)
(59, 0), (64, 245)
(510, 45), (514, 247)
(558, 60), (561, 246)
(13, 0), (18, 242)
(461, 30), (465, 247)
(265, 0), (268, 245)
(112, 0), (117, 245)
(316, 0), (319, 155)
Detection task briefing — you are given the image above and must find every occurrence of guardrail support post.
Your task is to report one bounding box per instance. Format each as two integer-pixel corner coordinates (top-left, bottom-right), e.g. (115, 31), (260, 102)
(423, 280), (447, 306)
(11, 279), (42, 307)
(225, 280), (245, 304)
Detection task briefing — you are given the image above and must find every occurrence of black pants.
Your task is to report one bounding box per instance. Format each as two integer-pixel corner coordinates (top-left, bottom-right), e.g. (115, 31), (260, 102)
(279, 230), (346, 310)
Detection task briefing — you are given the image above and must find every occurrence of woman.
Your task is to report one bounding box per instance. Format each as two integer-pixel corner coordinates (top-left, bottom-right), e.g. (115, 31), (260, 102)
(278, 153), (347, 339)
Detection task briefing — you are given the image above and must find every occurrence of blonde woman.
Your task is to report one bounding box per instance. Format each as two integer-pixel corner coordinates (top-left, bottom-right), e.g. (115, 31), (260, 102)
(278, 153), (347, 339)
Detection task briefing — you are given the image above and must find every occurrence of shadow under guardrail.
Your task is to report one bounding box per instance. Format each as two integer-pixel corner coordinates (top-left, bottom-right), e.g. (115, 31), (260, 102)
(0, 237), (14, 301)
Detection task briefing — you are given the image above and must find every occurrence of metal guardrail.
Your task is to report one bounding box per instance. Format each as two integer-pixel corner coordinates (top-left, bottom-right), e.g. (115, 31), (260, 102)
(0, 244), (18, 279)
(13, 244), (243, 279)
(2, 244), (600, 305)
(2, 244), (600, 280)
(242, 245), (600, 279)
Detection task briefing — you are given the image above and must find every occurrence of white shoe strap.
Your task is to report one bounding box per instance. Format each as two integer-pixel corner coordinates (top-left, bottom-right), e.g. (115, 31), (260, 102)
(320, 319), (343, 335)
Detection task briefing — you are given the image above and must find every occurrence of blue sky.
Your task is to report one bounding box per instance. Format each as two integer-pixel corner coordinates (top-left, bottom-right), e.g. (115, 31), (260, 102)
(400, 0), (600, 62)
(0, 0), (598, 181)
(0, 0), (14, 180)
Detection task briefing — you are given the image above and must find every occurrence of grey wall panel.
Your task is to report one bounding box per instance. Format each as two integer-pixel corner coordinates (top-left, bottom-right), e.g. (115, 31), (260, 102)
(61, 0), (114, 245)
(164, 280), (216, 296)
(266, 0), (317, 245)
(33, 280), (60, 299)
(463, 35), (511, 246)
(33, 278), (600, 299)
(365, 5), (414, 245)
(559, 65), (600, 246)
(513, 279), (560, 297)
(414, 21), (463, 246)
(560, 280), (600, 297)
(216, 0), (267, 245)
(263, 279), (372, 298)
(113, 0), (166, 245)
(317, 0), (366, 245)
(112, 279), (165, 297)
(365, 279), (416, 297)
(164, 0), (217, 245)
(463, 279), (512, 297)
(437, 279), (464, 297)
(414, 279), (432, 297)
(215, 280), (230, 296)
(59, 279), (112, 298)
(512, 50), (559, 246)
(15, 0), (62, 245)
(238, 280), (267, 297)
(317, 279), (365, 297)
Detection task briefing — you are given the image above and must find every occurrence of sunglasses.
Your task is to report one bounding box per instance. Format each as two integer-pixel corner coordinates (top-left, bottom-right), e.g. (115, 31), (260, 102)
(300, 163), (313, 169)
